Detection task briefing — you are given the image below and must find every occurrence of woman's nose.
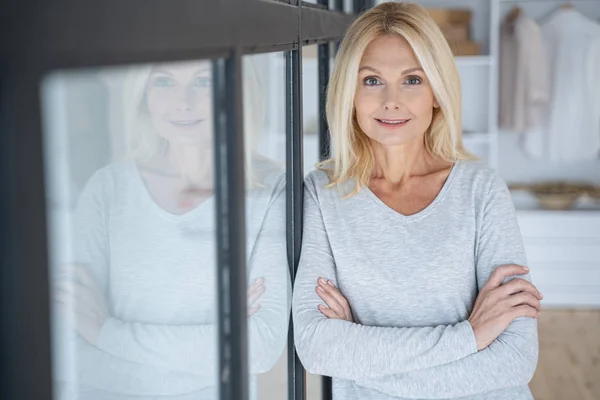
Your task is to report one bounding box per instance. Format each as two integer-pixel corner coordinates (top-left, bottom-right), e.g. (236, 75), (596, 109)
(383, 87), (403, 110)
(175, 86), (194, 111)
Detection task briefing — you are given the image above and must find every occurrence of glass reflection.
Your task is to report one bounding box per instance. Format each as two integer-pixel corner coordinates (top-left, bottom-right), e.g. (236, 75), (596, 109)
(44, 57), (289, 400)
(243, 52), (291, 400)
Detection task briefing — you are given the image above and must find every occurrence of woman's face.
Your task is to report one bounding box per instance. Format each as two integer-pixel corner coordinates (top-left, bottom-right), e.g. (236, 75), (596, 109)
(354, 35), (438, 148)
(145, 60), (214, 146)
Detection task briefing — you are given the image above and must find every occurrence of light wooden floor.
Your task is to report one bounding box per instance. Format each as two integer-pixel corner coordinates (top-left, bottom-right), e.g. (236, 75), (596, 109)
(530, 309), (600, 400)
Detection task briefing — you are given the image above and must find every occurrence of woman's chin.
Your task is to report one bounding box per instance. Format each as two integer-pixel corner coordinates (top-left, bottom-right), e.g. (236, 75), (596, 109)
(370, 132), (422, 148)
(158, 130), (212, 147)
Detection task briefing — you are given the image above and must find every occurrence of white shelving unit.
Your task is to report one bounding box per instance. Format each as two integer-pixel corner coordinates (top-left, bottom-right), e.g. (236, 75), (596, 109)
(369, 0), (600, 306)
(431, 0), (600, 307)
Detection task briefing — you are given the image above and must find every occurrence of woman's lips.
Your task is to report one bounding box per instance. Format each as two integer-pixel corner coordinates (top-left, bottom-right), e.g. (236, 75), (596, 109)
(375, 118), (410, 129)
(169, 119), (204, 127)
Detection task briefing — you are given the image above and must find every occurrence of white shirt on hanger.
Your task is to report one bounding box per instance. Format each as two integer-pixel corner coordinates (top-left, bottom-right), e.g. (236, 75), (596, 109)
(499, 12), (550, 133)
(524, 8), (600, 162)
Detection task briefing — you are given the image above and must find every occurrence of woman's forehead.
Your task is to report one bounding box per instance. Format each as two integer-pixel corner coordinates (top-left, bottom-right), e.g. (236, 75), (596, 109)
(360, 36), (420, 71)
(150, 60), (212, 75)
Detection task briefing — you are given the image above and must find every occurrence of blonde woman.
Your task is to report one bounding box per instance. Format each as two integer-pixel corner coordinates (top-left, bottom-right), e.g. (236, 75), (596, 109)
(292, 2), (541, 399)
(53, 57), (291, 399)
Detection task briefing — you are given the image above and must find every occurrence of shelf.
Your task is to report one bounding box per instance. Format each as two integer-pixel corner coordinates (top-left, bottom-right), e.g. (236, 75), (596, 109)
(511, 190), (600, 213)
(455, 55), (493, 67)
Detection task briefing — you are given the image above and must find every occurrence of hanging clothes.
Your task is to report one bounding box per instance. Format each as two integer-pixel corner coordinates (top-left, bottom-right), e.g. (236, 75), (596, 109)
(499, 9), (550, 133)
(523, 8), (600, 162)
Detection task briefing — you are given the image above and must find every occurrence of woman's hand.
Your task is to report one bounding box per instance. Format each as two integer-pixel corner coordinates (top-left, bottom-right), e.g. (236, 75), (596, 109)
(53, 264), (109, 346)
(468, 264), (543, 351)
(247, 278), (265, 316)
(316, 278), (354, 322)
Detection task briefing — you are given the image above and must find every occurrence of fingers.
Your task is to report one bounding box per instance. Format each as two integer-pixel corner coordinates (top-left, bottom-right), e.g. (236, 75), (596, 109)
(316, 284), (345, 317)
(74, 265), (100, 290)
(484, 264), (530, 290)
(318, 305), (341, 319)
(316, 278), (352, 320)
(498, 278), (543, 300)
(247, 278), (265, 316)
(509, 305), (540, 321)
(248, 304), (261, 316)
(248, 278), (264, 291)
(247, 279), (265, 307)
(52, 280), (104, 317)
(318, 278), (349, 308)
(508, 292), (542, 312)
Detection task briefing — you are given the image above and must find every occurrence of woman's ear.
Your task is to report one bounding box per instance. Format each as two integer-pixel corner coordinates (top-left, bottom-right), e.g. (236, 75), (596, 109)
(433, 99), (440, 108)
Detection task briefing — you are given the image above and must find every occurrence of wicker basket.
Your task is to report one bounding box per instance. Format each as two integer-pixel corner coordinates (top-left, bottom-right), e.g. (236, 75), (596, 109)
(529, 182), (586, 210)
(583, 185), (600, 200)
(533, 193), (580, 210)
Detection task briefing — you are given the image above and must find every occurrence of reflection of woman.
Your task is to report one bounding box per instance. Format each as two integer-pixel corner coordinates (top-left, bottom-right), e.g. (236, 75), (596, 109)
(293, 3), (540, 400)
(55, 58), (291, 399)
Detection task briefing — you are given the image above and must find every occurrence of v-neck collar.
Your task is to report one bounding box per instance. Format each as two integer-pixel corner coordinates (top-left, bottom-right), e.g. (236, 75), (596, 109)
(362, 161), (462, 223)
(129, 162), (214, 222)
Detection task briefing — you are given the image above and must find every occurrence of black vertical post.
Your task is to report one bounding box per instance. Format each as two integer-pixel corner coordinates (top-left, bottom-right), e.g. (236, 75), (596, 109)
(334, 0), (344, 54)
(287, 43), (306, 400)
(0, 56), (54, 400)
(286, 0), (307, 392)
(213, 53), (249, 400)
(317, 41), (331, 162)
(318, 0), (336, 400)
(318, 2), (333, 400)
(353, 0), (366, 13)
(318, 0), (332, 163)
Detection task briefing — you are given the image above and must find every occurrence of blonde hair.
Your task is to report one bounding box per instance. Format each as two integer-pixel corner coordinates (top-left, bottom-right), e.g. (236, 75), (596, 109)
(321, 1), (477, 195)
(120, 57), (271, 188)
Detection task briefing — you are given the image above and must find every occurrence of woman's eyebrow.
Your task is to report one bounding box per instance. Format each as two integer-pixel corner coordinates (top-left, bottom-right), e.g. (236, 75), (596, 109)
(193, 68), (211, 76)
(402, 67), (424, 74)
(150, 69), (173, 76)
(358, 66), (381, 74)
(358, 66), (424, 74)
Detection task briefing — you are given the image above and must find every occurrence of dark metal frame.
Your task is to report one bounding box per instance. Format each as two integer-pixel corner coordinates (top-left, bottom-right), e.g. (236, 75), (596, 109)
(0, 0), (369, 399)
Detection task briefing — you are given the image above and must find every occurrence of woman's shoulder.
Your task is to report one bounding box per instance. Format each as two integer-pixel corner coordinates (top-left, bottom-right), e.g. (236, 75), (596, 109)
(251, 157), (285, 187)
(305, 167), (331, 186)
(455, 160), (509, 198)
(304, 164), (341, 196)
(79, 161), (136, 199)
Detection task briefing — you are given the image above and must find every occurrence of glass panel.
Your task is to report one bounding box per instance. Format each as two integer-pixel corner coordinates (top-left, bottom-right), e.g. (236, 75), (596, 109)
(303, 44), (321, 175)
(42, 59), (223, 399)
(242, 52), (291, 400)
(301, 43), (325, 399)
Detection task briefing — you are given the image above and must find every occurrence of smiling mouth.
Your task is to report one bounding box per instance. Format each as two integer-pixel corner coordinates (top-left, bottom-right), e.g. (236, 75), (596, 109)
(170, 119), (204, 126)
(375, 118), (410, 126)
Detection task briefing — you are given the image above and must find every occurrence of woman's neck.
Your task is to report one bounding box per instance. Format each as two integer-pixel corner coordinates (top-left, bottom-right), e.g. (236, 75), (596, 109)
(370, 139), (435, 185)
(148, 143), (213, 188)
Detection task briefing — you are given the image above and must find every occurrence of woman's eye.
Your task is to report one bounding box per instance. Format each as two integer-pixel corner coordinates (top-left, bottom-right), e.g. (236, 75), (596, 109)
(405, 76), (422, 85)
(153, 77), (175, 87)
(363, 77), (381, 86)
(194, 77), (211, 88)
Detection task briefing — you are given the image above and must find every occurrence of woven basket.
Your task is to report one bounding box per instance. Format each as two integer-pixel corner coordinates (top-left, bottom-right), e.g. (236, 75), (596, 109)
(583, 186), (600, 200)
(529, 182), (586, 210)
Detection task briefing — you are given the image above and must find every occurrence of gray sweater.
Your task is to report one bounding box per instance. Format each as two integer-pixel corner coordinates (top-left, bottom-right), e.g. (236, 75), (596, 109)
(64, 161), (290, 399)
(292, 161), (538, 400)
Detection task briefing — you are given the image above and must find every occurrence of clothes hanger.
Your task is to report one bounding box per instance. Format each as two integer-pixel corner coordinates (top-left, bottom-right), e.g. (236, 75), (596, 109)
(507, 6), (522, 23)
(560, 2), (574, 10)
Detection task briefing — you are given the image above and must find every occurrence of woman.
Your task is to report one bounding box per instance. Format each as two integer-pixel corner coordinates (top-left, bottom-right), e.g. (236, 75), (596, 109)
(292, 2), (541, 399)
(53, 57), (291, 399)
